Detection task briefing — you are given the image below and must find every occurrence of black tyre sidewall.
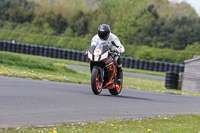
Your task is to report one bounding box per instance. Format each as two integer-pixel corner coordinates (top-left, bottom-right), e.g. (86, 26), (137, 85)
(109, 84), (122, 95)
(91, 68), (102, 95)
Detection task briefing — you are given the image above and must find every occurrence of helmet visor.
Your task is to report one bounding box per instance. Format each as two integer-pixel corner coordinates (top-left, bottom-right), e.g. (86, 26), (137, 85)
(98, 32), (110, 40)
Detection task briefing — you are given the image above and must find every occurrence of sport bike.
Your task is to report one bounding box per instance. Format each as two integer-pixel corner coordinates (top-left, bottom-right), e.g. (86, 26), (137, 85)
(87, 40), (122, 95)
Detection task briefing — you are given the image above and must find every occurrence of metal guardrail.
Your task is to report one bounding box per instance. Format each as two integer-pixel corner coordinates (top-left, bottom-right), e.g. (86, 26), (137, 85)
(0, 40), (184, 73)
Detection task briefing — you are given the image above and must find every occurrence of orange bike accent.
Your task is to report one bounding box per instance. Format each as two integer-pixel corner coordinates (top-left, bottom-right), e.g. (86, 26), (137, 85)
(103, 76), (115, 89)
(116, 84), (122, 92)
(96, 70), (102, 92)
(103, 61), (116, 89)
(106, 65), (113, 71)
(113, 63), (117, 78)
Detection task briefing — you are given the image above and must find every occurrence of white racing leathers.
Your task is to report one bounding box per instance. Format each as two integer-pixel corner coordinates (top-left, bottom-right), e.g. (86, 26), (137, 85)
(91, 33), (125, 53)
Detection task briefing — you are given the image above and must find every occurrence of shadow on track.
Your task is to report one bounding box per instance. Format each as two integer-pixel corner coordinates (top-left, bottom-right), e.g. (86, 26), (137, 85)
(99, 94), (152, 101)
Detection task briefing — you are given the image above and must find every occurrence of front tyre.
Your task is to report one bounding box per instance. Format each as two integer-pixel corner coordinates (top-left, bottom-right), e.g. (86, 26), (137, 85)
(109, 84), (122, 95)
(91, 68), (103, 95)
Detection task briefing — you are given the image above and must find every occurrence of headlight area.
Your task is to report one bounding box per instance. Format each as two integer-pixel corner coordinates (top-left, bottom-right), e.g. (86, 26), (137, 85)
(94, 49), (102, 55)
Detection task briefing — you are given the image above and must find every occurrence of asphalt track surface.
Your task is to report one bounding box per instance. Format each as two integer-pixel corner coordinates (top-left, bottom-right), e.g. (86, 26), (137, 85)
(0, 76), (200, 128)
(66, 64), (165, 81)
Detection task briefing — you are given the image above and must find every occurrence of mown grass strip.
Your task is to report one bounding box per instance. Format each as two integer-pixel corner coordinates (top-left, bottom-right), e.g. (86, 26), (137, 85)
(0, 114), (200, 133)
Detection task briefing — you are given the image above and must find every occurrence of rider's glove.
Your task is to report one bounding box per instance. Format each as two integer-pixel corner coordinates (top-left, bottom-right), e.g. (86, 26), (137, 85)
(84, 51), (88, 55)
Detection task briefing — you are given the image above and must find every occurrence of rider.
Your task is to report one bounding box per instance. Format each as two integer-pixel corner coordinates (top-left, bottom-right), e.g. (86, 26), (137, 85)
(91, 24), (125, 84)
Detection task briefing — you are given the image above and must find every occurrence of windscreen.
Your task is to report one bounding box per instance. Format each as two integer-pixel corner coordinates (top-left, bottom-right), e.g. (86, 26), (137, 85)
(94, 40), (109, 54)
(94, 41), (104, 52)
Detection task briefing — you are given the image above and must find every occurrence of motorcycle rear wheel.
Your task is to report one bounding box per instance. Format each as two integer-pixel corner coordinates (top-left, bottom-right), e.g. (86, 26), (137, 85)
(91, 68), (103, 95)
(109, 84), (122, 95)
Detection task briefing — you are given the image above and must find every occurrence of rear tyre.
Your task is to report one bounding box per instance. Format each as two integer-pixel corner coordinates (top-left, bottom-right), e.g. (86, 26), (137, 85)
(91, 68), (103, 95)
(109, 84), (122, 95)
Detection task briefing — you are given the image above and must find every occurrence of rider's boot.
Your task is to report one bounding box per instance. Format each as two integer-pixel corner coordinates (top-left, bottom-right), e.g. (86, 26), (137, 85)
(117, 67), (123, 85)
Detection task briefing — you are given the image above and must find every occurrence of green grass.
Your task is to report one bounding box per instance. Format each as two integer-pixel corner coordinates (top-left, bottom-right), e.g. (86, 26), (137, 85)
(0, 51), (199, 96)
(0, 51), (91, 84)
(0, 114), (200, 133)
(0, 51), (89, 67)
(0, 50), (166, 77)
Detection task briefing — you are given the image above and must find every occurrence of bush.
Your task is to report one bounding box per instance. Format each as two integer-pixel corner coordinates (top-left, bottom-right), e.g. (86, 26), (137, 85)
(185, 42), (200, 52)
(0, 30), (90, 51)
(135, 46), (198, 63)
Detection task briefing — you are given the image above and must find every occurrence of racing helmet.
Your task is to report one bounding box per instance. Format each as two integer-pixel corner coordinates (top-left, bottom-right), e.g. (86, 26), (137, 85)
(98, 24), (111, 40)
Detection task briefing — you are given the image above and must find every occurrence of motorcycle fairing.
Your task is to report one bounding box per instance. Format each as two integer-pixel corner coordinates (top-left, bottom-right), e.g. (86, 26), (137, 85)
(90, 58), (116, 89)
(88, 45), (96, 61)
(100, 41), (109, 55)
(88, 40), (119, 90)
(102, 57), (117, 89)
(88, 45), (96, 54)
(103, 61), (117, 89)
(88, 41), (109, 61)
(102, 56), (114, 82)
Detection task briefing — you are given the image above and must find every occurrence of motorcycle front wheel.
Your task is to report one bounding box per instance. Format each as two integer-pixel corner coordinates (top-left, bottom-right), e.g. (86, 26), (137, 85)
(91, 68), (103, 95)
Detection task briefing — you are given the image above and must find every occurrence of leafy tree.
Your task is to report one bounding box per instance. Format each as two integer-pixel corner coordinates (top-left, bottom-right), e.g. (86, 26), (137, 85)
(150, 36), (164, 48)
(112, 0), (150, 44)
(68, 10), (90, 37)
(0, 0), (37, 23)
(32, 11), (67, 35)
(44, 11), (67, 34)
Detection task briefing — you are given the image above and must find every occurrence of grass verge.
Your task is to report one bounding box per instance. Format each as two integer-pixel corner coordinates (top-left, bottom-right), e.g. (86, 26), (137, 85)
(0, 51), (165, 76)
(0, 51), (199, 96)
(0, 114), (200, 132)
(0, 51), (91, 84)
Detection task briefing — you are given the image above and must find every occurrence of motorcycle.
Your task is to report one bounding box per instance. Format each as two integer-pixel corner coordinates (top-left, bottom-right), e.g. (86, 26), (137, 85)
(87, 40), (122, 95)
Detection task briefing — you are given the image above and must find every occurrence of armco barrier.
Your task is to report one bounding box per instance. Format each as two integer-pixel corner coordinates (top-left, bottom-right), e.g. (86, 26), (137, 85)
(0, 40), (184, 73)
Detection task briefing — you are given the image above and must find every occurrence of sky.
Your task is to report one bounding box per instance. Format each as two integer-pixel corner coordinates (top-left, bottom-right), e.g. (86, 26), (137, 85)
(169, 0), (200, 15)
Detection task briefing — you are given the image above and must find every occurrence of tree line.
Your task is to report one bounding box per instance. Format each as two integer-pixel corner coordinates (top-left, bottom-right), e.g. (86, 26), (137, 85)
(0, 0), (200, 63)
